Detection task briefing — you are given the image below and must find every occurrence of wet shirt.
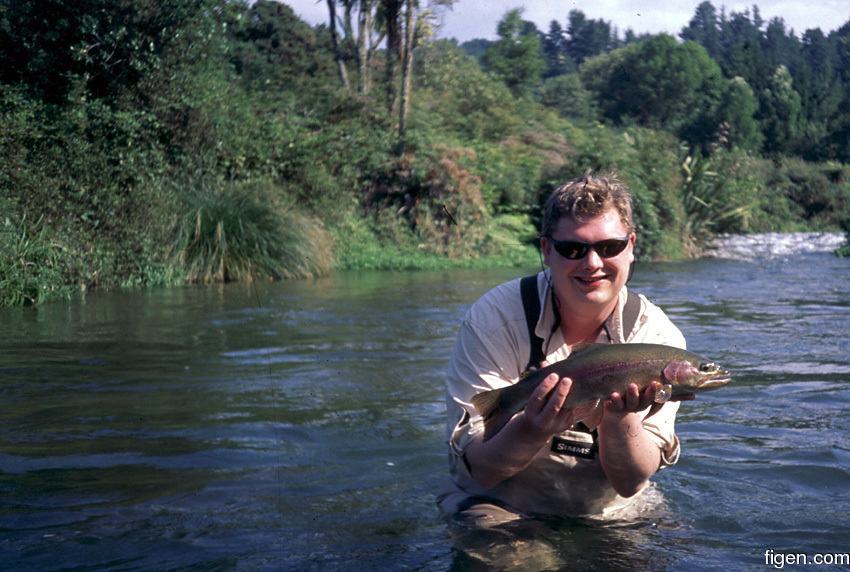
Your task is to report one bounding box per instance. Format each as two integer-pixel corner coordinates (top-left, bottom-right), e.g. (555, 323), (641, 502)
(437, 270), (687, 519)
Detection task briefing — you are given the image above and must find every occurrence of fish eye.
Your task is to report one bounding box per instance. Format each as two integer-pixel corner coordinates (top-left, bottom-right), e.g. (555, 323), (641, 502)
(699, 362), (716, 372)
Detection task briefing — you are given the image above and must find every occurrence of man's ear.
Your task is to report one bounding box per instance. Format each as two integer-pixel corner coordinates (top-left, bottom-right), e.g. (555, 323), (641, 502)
(540, 236), (552, 267)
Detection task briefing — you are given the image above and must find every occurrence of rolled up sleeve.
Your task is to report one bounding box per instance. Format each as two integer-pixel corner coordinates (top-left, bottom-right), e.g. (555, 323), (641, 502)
(445, 319), (520, 456)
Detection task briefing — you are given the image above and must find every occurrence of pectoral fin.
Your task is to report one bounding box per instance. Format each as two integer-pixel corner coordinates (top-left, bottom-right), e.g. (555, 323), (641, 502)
(654, 383), (673, 403)
(574, 399), (604, 432)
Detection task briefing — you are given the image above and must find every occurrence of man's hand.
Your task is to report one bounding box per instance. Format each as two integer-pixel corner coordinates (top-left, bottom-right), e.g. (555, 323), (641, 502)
(606, 381), (695, 415)
(465, 360), (588, 489)
(521, 359), (601, 437)
(520, 371), (578, 436)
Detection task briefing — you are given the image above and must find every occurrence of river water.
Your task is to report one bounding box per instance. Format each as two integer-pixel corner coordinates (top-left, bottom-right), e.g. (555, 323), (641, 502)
(1, 234), (849, 571)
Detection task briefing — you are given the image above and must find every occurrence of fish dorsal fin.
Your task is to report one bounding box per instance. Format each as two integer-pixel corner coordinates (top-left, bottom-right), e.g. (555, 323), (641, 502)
(569, 342), (606, 356)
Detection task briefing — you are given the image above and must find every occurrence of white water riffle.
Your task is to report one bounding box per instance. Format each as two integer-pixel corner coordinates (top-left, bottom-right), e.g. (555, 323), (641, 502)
(702, 232), (846, 259)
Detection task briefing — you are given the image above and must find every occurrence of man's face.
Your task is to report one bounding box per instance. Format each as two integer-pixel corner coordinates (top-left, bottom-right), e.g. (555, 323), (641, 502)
(541, 208), (635, 315)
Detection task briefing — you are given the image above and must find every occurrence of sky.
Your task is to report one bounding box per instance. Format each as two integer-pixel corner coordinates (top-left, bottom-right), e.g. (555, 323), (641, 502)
(280, 0), (850, 42)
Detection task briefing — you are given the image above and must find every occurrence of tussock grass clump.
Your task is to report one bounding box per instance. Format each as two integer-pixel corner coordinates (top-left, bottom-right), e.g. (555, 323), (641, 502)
(170, 181), (332, 283)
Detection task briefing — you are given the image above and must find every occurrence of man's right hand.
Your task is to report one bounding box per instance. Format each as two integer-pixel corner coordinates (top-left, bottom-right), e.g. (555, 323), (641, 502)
(520, 371), (578, 437)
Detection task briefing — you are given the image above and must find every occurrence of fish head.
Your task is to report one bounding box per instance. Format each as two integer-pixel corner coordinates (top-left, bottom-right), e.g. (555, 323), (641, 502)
(662, 358), (731, 393)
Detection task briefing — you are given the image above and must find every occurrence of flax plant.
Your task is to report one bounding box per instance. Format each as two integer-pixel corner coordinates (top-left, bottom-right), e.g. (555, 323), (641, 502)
(170, 181), (332, 283)
(680, 149), (751, 242)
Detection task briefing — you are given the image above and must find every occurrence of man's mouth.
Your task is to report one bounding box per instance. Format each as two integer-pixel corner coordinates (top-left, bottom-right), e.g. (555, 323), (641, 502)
(575, 275), (607, 284)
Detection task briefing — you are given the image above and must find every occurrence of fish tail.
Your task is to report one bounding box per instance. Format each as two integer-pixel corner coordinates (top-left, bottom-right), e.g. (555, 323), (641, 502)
(470, 388), (516, 442)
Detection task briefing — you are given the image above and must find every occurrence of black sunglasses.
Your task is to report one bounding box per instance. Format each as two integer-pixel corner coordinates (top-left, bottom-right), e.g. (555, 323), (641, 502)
(545, 235), (631, 259)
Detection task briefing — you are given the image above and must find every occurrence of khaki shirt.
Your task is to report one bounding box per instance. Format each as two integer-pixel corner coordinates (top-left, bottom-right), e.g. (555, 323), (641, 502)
(437, 270), (687, 519)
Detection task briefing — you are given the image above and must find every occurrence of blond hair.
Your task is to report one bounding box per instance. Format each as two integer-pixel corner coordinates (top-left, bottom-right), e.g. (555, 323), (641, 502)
(541, 171), (634, 236)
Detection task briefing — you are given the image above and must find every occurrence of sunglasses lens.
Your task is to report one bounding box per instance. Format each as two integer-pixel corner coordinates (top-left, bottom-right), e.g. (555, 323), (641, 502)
(554, 242), (588, 259)
(596, 239), (628, 257)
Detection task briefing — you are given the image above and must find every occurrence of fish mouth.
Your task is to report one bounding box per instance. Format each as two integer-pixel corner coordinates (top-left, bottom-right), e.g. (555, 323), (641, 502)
(698, 370), (732, 390)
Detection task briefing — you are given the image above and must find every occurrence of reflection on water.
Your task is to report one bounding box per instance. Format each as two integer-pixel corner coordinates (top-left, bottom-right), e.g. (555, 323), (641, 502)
(1, 246), (849, 571)
(446, 482), (690, 572)
(449, 515), (681, 572)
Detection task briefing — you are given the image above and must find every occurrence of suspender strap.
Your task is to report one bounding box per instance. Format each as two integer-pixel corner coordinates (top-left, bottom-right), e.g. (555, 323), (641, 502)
(620, 289), (642, 340)
(601, 289), (642, 343)
(520, 275), (546, 371)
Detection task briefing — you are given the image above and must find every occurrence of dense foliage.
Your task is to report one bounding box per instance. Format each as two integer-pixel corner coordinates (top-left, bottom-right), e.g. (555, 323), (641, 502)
(1, 0), (849, 306)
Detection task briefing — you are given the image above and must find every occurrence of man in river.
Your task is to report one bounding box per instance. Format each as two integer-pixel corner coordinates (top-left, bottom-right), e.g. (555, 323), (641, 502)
(438, 171), (692, 525)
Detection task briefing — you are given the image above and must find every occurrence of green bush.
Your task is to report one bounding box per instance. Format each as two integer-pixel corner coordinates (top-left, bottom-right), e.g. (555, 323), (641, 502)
(331, 210), (538, 271)
(538, 74), (599, 124)
(414, 40), (523, 141)
(747, 158), (850, 231)
(1, 85), (177, 294)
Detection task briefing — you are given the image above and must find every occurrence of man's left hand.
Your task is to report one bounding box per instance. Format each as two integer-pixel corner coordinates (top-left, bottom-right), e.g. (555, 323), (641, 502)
(606, 381), (695, 414)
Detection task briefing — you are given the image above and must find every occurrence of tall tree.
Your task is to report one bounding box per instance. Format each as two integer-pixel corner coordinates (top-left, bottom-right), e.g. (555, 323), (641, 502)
(794, 29), (843, 159)
(353, 0), (381, 94)
(760, 65), (803, 156)
(326, 0), (351, 90)
(480, 9), (544, 97)
(229, 1), (334, 93)
(717, 76), (763, 152)
(680, 1), (721, 59)
(541, 20), (573, 78)
(397, 0), (414, 155)
(565, 9), (617, 66)
(720, 10), (770, 93)
(337, 0), (383, 95)
(382, 0), (403, 117)
(0, 0), (225, 106)
(762, 17), (801, 74)
(827, 23), (850, 161)
(322, 1), (387, 95)
(801, 28), (832, 78)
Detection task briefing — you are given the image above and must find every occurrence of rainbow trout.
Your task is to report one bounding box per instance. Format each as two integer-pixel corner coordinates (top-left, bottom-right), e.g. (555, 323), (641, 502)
(471, 343), (731, 442)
